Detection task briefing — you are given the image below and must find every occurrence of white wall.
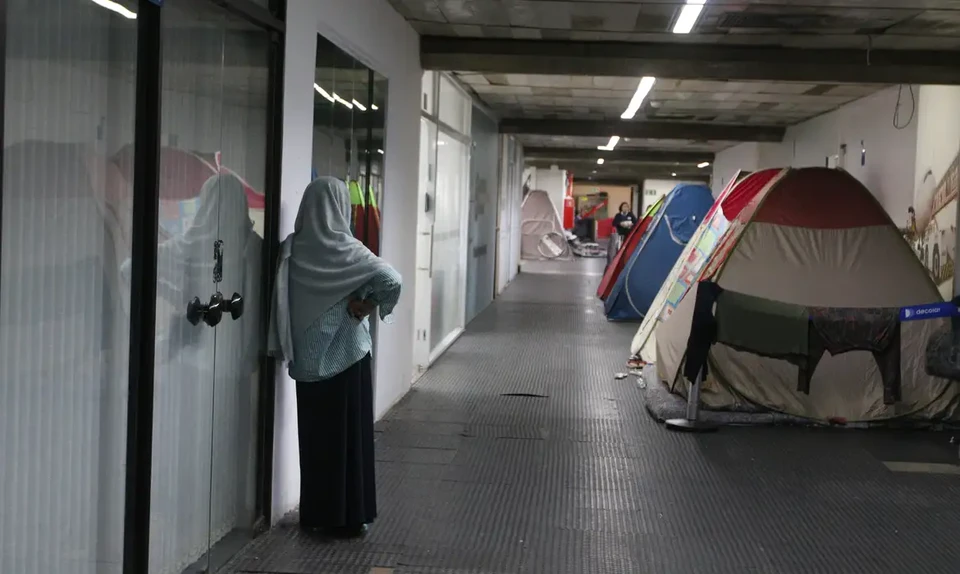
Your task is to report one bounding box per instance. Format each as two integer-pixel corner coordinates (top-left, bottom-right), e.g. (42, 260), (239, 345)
(781, 86), (918, 216)
(275, 0), (421, 522)
(712, 86), (920, 216)
(912, 85), (960, 297)
(712, 143), (763, 196)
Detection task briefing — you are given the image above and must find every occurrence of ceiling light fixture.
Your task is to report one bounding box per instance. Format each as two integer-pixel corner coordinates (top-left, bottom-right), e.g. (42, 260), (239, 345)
(673, 0), (706, 35)
(371, 104), (379, 110)
(378, 149), (384, 154)
(698, 161), (711, 168)
(352, 99), (367, 111)
(92, 0), (137, 19)
(332, 93), (353, 109)
(621, 77), (657, 120)
(597, 158), (605, 165)
(314, 83), (335, 103)
(597, 135), (621, 151)
(671, 172), (677, 177)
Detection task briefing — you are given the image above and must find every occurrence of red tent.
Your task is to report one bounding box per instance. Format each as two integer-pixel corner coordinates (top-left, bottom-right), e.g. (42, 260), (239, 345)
(596, 196), (665, 300)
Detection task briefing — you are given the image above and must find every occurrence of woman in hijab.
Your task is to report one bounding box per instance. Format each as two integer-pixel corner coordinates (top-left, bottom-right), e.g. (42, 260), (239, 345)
(270, 176), (402, 538)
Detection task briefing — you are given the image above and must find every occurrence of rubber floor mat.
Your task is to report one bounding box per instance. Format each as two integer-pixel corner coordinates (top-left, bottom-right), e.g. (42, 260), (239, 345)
(222, 259), (960, 574)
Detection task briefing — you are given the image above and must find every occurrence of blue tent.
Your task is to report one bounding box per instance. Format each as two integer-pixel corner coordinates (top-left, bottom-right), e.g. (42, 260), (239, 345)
(604, 183), (715, 321)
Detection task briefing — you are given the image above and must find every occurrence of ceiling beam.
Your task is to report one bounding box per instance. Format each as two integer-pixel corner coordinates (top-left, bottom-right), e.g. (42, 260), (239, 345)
(504, 119), (784, 142)
(529, 162), (707, 179)
(422, 37), (960, 85)
(527, 160), (706, 180)
(524, 147), (713, 164)
(573, 175), (710, 187)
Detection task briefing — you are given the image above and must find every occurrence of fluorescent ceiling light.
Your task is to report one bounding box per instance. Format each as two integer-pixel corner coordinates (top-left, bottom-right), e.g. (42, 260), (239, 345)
(92, 0), (137, 18)
(314, 83), (334, 103)
(371, 104), (379, 110)
(332, 93), (353, 109)
(673, 0), (706, 35)
(352, 99), (367, 111)
(621, 77), (657, 120)
(671, 172), (677, 177)
(597, 135), (621, 151)
(698, 161), (711, 168)
(377, 149), (384, 154)
(597, 158), (605, 165)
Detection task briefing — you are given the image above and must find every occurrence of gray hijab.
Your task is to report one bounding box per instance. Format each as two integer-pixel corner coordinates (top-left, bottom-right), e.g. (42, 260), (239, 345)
(269, 176), (388, 362)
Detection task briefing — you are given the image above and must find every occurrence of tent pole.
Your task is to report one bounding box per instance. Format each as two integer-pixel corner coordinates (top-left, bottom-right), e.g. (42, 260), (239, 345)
(665, 369), (719, 433)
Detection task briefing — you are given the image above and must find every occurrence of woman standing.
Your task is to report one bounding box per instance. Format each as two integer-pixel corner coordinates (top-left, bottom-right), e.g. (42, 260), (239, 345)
(612, 202), (637, 238)
(270, 177), (402, 538)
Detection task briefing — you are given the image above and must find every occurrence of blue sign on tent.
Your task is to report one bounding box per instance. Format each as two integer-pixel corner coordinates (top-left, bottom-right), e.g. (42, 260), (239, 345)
(900, 302), (960, 322)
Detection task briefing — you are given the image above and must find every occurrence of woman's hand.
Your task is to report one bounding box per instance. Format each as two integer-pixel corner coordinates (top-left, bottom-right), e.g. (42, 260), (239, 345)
(348, 298), (377, 321)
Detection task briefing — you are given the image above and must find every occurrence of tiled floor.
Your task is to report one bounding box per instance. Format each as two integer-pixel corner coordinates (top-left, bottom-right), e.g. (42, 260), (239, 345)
(223, 258), (960, 574)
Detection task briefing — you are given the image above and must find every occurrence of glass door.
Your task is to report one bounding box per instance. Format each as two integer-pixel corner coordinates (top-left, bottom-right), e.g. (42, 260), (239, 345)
(430, 131), (470, 355)
(149, 1), (266, 572)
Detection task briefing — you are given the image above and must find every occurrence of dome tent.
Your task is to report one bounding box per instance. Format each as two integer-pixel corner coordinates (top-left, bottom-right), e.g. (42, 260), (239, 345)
(604, 183), (714, 321)
(520, 189), (568, 260)
(649, 167), (960, 423)
(597, 195), (666, 300)
(629, 169), (770, 356)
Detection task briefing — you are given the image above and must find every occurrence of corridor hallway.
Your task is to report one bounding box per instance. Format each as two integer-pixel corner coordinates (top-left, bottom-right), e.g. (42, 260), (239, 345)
(225, 259), (960, 574)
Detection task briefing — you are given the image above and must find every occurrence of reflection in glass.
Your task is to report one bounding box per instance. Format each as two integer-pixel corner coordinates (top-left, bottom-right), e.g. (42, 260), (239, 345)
(0, 1), (137, 573)
(313, 35), (385, 255)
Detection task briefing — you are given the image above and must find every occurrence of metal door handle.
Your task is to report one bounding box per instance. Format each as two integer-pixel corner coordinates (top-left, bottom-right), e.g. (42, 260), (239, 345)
(205, 292), (224, 327)
(186, 292), (225, 327)
(223, 292), (244, 320)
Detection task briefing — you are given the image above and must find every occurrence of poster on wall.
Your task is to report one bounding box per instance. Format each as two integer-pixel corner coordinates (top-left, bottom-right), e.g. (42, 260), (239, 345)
(909, 150), (959, 298)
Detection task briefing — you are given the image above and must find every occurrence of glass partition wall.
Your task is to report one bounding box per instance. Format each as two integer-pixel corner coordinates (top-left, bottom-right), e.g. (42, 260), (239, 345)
(414, 72), (472, 371)
(0, 1), (285, 573)
(1, 2), (138, 572)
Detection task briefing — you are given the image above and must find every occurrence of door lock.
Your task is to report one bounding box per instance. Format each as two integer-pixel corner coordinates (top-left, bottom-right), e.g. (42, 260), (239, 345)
(213, 240), (224, 284)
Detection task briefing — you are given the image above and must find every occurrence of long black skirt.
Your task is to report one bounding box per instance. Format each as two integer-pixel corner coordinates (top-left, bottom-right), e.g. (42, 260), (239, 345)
(296, 354), (377, 529)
